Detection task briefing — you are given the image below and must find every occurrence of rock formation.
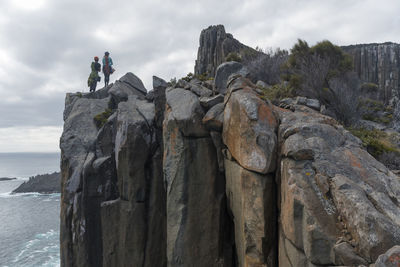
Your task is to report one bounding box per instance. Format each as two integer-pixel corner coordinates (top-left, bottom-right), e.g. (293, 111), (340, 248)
(12, 172), (60, 193)
(342, 43), (400, 105)
(194, 25), (261, 77)
(60, 28), (400, 267)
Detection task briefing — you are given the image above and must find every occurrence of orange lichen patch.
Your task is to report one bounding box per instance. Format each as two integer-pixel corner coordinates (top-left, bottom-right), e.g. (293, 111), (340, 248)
(388, 253), (400, 265)
(258, 103), (277, 128)
(345, 149), (367, 179)
(169, 127), (179, 156)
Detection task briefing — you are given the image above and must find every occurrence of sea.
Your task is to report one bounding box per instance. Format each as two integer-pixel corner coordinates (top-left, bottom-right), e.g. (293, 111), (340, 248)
(0, 152), (61, 267)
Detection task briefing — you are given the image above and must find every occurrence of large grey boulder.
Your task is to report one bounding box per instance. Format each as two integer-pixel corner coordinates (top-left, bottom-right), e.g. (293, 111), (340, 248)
(223, 76), (278, 174)
(109, 73), (147, 104)
(119, 72), (147, 94)
(214, 61), (250, 94)
(165, 88), (208, 137)
(202, 102), (224, 132)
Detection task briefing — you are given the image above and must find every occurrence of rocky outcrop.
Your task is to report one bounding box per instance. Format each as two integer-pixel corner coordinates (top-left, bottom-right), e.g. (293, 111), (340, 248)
(194, 25), (261, 77)
(12, 172), (60, 193)
(60, 73), (166, 267)
(276, 104), (400, 266)
(342, 43), (400, 104)
(60, 28), (400, 267)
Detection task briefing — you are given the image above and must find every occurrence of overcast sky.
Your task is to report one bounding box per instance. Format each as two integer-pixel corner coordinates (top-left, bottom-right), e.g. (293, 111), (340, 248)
(0, 0), (399, 152)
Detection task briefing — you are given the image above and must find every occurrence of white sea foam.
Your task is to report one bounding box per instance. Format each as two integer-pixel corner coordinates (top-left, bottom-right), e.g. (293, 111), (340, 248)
(12, 229), (60, 266)
(0, 192), (60, 199)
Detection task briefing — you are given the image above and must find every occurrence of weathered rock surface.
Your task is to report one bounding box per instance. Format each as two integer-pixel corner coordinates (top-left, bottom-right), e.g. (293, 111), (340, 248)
(163, 95), (230, 266)
(60, 74), (165, 267)
(165, 88), (208, 137)
(60, 27), (400, 267)
(202, 102), (224, 132)
(276, 106), (400, 266)
(12, 172), (60, 193)
(225, 159), (276, 266)
(215, 61), (250, 94)
(223, 76), (278, 174)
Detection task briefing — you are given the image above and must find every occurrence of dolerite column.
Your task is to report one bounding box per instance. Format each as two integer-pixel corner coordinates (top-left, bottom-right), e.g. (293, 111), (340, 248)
(222, 75), (279, 267)
(163, 88), (228, 266)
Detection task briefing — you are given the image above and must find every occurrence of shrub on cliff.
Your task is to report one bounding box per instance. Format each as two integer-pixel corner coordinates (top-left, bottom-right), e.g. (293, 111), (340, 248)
(283, 39), (360, 126)
(94, 108), (113, 128)
(246, 48), (289, 85)
(225, 52), (242, 62)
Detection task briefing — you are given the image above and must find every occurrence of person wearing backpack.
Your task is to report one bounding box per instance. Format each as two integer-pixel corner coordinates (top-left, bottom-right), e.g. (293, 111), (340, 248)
(102, 51), (114, 87)
(88, 56), (101, 92)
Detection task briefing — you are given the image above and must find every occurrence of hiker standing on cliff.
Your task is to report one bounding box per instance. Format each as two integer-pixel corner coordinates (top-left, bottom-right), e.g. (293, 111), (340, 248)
(88, 56), (101, 92)
(102, 51), (114, 87)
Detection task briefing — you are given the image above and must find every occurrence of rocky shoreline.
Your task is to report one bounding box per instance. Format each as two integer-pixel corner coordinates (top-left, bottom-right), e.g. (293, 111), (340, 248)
(12, 172), (61, 194)
(0, 177), (17, 181)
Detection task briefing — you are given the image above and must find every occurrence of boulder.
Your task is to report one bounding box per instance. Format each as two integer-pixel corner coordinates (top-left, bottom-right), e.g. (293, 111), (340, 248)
(119, 72), (147, 94)
(190, 83), (213, 97)
(215, 61), (250, 94)
(223, 76), (278, 174)
(165, 88), (208, 137)
(202, 102), (224, 132)
(199, 94), (224, 110)
(276, 107), (400, 266)
(374, 245), (400, 267)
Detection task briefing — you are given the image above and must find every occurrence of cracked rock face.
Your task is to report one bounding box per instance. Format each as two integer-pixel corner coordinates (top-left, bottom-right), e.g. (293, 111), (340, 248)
(276, 106), (400, 266)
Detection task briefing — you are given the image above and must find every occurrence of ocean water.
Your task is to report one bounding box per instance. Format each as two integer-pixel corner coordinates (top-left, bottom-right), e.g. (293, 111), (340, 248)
(0, 153), (61, 267)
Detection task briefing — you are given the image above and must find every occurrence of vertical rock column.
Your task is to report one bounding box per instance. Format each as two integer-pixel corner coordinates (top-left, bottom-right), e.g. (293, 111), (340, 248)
(164, 88), (230, 266)
(60, 91), (117, 267)
(222, 76), (278, 266)
(101, 96), (166, 267)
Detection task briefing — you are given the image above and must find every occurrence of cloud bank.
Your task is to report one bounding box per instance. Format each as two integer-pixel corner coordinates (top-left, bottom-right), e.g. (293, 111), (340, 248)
(0, 0), (399, 151)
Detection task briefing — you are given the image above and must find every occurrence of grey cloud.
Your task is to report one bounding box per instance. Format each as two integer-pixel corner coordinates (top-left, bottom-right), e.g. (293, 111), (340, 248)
(0, 0), (400, 132)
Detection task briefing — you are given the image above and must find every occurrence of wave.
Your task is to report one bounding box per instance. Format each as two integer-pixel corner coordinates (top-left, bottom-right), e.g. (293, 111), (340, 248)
(0, 192), (61, 198)
(12, 229), (60, 267)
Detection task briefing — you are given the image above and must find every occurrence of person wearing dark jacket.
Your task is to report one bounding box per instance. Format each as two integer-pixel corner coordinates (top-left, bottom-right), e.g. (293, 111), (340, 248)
(88, 56), (101, 92)
(102, 51), (114, 87)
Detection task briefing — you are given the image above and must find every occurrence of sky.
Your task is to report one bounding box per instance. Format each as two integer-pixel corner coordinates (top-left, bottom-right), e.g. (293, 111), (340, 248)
(0, 0), (399, 152)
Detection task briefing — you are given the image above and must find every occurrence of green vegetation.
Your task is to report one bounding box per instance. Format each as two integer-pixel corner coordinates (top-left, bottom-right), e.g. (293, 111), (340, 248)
(361, 83), (379, 92)
(285, 39), (353, 90)
(168, 77), (177, 87)
(225, 52), (242, 62)
(180, 72), (210, 82)
(348, 128), (400, 157)
(240, 47), (259, 61)
(259, 83), (295, 103)
(94, 108), (113, 128)
(358, 98), (393, 124)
